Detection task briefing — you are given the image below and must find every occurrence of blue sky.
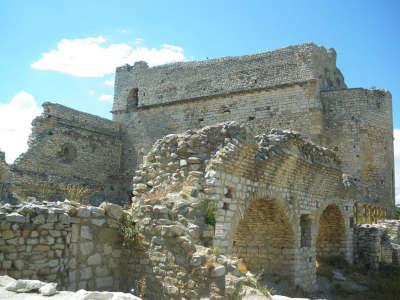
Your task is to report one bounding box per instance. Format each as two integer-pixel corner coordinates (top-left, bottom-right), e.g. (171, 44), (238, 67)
(0, 0), (399, 202)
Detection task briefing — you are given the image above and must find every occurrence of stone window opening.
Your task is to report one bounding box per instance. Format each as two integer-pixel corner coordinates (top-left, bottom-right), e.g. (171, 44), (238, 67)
(300, 214), (312, 248)
(127, 88), (139, 110)
(224, 187), (233, 198)
(222, 202), (229, 210)
(59, 143), (77, 163)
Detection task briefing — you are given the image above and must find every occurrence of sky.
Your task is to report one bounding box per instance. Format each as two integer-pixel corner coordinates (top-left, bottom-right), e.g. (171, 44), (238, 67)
(0, 0), (399, 203)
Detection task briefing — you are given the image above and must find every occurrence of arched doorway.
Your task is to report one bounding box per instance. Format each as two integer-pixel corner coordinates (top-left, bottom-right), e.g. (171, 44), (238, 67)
(232, 199), (295, 279)
(316, 204), (346, 261)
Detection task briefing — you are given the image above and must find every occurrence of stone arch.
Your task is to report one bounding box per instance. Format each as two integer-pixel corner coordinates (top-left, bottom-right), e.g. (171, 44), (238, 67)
(231, 198), (295, 279)
(316, 204), (346, 261)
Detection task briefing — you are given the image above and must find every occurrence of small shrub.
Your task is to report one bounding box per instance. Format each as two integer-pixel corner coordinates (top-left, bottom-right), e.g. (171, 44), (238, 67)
(119, 213), (140, 247)
(210, 246), (220, 256)
(245, 277), (271, 297)
(61, 183), (92, 204)
(396, 206), (400, 220)
(203, 199), (216, 226)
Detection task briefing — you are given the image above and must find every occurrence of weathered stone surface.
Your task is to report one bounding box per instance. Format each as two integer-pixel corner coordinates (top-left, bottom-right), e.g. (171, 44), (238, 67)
(101, 202), (123, 220)
(0, 44), (396, 299)
(0, 275), (16, 287)
(6, 213), (25, 223)
(88, 253), (102, 266)
(39, 283), (57, 296)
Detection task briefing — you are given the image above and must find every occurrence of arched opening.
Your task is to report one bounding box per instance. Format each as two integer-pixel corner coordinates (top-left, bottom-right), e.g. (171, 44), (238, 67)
(127, 88), (139, 110)
(316, 204), (346, 261)
(59, 143), (77, 163)
(232, 199), (295, 279)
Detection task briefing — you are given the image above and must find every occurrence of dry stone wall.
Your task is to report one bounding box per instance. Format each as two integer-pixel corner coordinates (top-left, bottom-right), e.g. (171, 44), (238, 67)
(353, 220), (400, 269)
(10, 103), (125, 205)
(129, 122), (356, 296)
(0, 200), (132, 291)
(0, 152), (13, 203)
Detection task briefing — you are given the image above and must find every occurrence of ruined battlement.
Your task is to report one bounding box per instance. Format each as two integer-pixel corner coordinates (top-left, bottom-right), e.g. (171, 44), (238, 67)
(40, 102), (120, 136)
(113, 43), (346, 111)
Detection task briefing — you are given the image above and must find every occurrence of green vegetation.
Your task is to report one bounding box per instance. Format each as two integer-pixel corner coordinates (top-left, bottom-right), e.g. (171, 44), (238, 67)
(118, 213), (140, 247)
(203, 199), (217, 226)
(395, 205), (400, 219)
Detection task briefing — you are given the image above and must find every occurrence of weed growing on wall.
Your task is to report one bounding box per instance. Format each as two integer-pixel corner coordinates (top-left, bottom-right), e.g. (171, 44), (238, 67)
(203, 199), (217, 226)
(119, 213), (140, 247)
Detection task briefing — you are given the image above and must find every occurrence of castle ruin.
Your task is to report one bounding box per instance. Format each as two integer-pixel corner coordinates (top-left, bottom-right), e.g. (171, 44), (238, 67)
(0, 43), (398, 299)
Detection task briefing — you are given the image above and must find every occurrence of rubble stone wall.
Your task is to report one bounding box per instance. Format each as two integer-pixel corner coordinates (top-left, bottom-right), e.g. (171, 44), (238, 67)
(129, 123), (356, 295)
(11, 103), (125, 204)
(353, 220), (400, 269)
(0, 153), (13, 203)
(0, 201), (132, 291)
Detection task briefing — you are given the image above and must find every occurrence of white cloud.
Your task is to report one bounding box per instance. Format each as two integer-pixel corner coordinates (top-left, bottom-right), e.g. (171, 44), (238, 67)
(0, 92), (42, 163)
(88, 90), (95, 95)
(98, 94), (113, 102)
(394, 128), (400, 205)
(31, 36), (185, 77)
(104, 79), (114, 87)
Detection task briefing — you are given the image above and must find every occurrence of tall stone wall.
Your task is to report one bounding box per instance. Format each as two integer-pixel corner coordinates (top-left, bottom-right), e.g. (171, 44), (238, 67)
(111, 43), (394, 214)
(114, 82), (326, 184)
(321, 88), (394, 214)
(113, 43), (345, 110)
(0, 201), (134, 291)
(11, 103), (125, 204)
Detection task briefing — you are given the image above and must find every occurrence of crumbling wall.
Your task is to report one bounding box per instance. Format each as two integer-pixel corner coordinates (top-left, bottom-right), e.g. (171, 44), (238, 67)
(128, 122), (356, 297)
(11, 103), (125, 205)
(353, 220), (400, 269)
(113, 43), (345, 110)
(0, 201), (133, 291)
(321, 88), (394, 214)
(0, 151), (13, 203)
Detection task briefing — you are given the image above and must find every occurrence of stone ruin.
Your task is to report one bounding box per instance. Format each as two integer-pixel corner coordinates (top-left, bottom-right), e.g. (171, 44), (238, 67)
(0, 43), (399, 299)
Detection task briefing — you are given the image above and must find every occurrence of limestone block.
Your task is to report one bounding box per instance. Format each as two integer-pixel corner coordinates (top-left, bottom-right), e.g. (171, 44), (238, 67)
(80, 267), (92, 280)
(95, 276), (113, 289)
(89, 206), (105, 217)
(71, 224), (80, 242)
(101, 202), (123, 220)
(6, 213), (25, 223)
(81, 226), (93, 240)
(39, 282), (58, 296)
(5, 279), (46, 292)
(77, 207), (90, 218)
(0, 275), (16, 287)
(32, 214), (46, 225)
(59, 213), (71, 224)
(91, 218), (106, 226)
(211, 265), (226, 277)
(80, 241), (94, 256)
(88, 253), (102, 266)
(95, 266), (110, 277)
